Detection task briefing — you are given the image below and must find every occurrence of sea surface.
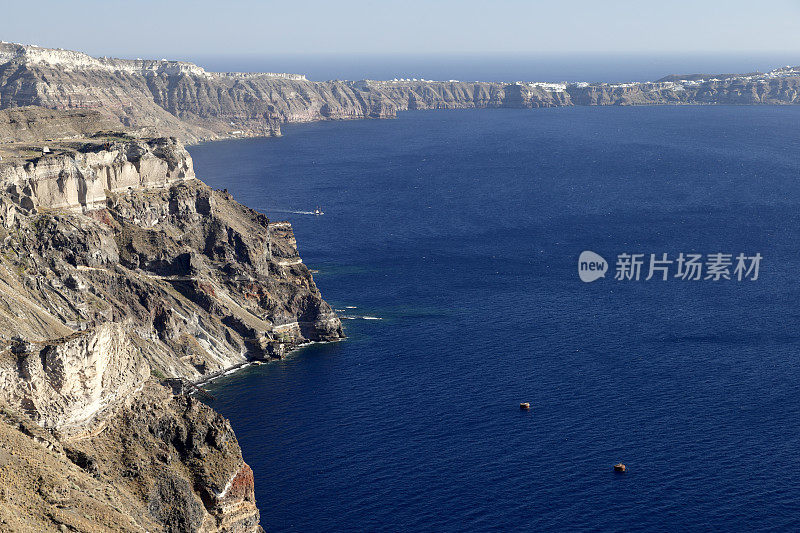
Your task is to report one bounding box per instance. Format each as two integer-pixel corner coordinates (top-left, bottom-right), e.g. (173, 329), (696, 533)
(188, 106), (800, 532)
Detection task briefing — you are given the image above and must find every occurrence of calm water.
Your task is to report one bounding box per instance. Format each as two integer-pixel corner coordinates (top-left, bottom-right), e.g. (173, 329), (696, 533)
(188, 106), (800, 532)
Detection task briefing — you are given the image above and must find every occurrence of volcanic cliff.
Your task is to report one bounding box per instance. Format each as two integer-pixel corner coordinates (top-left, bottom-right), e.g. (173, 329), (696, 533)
(2, 42), (799, 144)
(0, 123), (342, 531)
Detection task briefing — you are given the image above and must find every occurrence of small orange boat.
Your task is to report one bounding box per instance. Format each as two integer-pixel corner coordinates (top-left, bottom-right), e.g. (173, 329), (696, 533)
(520, 402), (530, 410)
(613, 463), (627, 473)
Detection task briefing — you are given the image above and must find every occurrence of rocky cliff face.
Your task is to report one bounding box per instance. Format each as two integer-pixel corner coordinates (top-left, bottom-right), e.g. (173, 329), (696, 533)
(0, 136), (194, 215)
(0, 382), (261, 532)
(0, 138), (341, 375)
(0, 323), (149, 436)
(0, 323), (261, 531)
(0, 106), (123, 143)
(0, 132), (342, 531)
(3, 43), (799, 146)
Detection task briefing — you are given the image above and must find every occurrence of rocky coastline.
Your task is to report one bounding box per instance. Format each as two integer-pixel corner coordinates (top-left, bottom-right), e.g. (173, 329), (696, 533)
(2, 42), (800, 144)
(0, 127), (341, 531)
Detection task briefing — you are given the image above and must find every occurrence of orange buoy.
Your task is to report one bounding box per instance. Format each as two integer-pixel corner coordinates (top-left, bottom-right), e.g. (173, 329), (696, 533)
(520, 402), (530, 410)
(613, 463), (627, 473)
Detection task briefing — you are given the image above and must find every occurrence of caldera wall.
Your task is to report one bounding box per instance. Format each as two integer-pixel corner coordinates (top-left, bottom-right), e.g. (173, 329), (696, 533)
(0, 137), (194, 219)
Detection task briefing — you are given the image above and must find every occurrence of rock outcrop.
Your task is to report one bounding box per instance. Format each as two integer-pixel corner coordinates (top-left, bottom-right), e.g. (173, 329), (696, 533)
(0, 136), (194, 216)
(71, 383), (262, 533)
(0, 383), (261, 532)
(0, 323), (149, 437)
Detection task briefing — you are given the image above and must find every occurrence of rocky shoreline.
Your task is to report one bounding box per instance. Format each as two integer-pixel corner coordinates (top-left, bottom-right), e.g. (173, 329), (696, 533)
(0, 131), (341, 531)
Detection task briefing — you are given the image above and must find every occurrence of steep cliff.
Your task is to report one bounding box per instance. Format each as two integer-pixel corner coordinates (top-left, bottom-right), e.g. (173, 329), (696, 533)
(0, 136), (194, 214)
(0, 382), (261, 532)
(0, 138), (341, 375)
(2, 43), (799, 146)
(0, 132), (342, 531)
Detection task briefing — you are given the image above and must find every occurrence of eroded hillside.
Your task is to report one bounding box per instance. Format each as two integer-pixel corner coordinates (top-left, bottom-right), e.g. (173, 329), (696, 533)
(0, 112), (342, 531)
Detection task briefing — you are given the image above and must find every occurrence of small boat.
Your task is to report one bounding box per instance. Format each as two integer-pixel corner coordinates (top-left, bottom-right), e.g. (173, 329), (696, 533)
(613, 463), (627, 473)
(314, 206), (324, 216)
(520, 402), (530, 410)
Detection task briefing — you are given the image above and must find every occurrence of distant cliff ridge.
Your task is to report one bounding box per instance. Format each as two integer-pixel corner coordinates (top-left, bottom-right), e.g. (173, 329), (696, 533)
(218, 71), (307, 80)
(0, 42), (305, 80)
(1, 42), (799, 143)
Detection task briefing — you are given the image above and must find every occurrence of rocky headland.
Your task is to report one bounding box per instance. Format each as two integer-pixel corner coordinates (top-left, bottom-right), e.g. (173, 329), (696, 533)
(1, 41), (799, 532)
(0, 115), (341, 531)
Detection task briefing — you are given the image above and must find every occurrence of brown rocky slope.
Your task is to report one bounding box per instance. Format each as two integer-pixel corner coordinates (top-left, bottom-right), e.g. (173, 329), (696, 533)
(0, 127), (342, 531)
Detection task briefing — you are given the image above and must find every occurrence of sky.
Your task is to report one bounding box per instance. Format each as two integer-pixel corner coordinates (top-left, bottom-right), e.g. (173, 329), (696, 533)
(1, 0), (800, 59)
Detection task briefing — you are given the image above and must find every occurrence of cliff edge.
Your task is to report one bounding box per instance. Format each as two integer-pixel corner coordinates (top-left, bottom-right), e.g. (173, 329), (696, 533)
(0, 117), (343, 531)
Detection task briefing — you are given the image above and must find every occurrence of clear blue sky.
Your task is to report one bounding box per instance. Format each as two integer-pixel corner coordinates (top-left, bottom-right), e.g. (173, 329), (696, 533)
(1, 0), (799, 58)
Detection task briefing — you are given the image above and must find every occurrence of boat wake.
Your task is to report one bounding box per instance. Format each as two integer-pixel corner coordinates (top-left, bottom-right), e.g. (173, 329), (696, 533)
(267, 208), (317, 215)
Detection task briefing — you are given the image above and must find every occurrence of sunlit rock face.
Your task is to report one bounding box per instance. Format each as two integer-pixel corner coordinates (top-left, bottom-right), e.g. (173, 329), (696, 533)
(0, 137), (194, 215)
(0, 117), (340, 531)
(3, 42), (799, 147)
(0, 323), (148, 434)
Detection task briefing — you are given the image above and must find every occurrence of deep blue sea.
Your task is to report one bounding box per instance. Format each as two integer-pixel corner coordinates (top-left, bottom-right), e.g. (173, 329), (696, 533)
(188, 106), (800, 532)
